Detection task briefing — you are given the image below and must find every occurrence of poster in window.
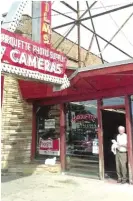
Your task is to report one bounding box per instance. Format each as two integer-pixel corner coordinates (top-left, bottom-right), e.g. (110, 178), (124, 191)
(39, 138), (60, 156)
(45, 119), (55, 129)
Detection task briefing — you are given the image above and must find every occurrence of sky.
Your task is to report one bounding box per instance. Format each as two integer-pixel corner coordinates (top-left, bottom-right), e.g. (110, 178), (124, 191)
(1, 0), (133, 63)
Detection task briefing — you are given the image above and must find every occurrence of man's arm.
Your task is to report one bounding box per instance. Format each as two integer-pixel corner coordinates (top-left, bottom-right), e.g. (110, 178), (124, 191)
(119, 144), (127, 148)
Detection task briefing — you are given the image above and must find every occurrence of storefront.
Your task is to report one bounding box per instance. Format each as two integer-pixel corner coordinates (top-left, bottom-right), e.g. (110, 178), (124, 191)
(1, 0), (133, 184)
(20, 59), (133, 183)
(1, 26), (133, 181)
(35, 101), (99, 177)
(1, 44), (133, 182)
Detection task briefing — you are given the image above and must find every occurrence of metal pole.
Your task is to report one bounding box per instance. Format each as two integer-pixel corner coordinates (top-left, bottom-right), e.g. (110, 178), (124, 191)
(61, 1), (98, 15)
(101, 1), (133, 47)
(54, 1), (97, 50)
(53, 1), (97, 21)
(80, 23), (133, 59)
(61, 1), (77, 13)
(77, 1), (81, 68)
(84, 34), (95, 63)
(55, 25), (76, 49)
(86, 2), (104, 63)
(99, 12), (133, 54)
(52, 9), (75, 21)
(53, 3), (133, 29)
(52, 5), (133, 58)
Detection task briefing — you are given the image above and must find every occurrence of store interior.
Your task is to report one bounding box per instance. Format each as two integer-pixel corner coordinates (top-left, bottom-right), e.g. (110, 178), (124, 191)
(102, 109), (126, 179)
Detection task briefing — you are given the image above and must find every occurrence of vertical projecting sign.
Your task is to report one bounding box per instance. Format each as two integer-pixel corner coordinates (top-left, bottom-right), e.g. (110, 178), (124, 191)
(41, 1), (51, 44)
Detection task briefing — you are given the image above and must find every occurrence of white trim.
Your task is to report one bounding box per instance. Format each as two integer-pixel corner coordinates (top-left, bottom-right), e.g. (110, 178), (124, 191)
(1, 0), (28, 33)
(1, 62), (70, 89)
(69, 59), (133, 80)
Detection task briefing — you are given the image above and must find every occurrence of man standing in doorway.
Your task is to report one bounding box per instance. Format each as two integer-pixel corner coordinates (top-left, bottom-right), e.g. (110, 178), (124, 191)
(115, 126), (128, 184)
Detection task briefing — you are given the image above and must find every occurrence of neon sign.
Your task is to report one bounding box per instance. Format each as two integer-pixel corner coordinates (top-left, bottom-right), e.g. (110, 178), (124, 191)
(72, 114), (97, 122)
(1, 0), (70, 89)
(1, 28), (69, 87)
(41, 1), (51, 45)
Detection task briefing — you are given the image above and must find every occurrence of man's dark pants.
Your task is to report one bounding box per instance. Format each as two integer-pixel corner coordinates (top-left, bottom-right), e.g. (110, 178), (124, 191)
(115, 150), (127, 181)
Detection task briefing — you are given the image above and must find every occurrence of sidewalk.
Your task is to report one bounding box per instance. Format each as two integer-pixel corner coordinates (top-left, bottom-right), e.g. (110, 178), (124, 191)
(2, 173), (133, 201)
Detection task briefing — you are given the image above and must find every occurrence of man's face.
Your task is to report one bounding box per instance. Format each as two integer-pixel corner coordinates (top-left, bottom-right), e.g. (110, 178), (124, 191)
(118, 127), (125, 134)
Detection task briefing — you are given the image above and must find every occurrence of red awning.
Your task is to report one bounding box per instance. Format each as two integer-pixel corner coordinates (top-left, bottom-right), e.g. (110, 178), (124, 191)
(19, 68), (75, 99)
(19, 60), (133, 104)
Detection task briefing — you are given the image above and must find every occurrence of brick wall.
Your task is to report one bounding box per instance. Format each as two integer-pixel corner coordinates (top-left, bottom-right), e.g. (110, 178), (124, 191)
(1, 75), (32, 172)
(51, 32), (102, 67)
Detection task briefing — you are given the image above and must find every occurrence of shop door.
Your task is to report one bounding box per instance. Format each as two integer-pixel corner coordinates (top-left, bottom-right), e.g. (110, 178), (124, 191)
(98, 96), (133, 183)
(102, 109), (126, 179)
(65, 101), (99, 178)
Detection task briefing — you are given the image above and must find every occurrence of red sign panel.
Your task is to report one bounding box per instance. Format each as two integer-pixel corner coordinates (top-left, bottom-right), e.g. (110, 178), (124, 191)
(41, 1), (51, 45)
(39, 138), (60, 156)
(1, 28), (67, 78)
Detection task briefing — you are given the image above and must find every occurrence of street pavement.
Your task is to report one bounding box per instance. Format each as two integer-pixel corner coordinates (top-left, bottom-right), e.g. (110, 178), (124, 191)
(1, 173), (133, 201)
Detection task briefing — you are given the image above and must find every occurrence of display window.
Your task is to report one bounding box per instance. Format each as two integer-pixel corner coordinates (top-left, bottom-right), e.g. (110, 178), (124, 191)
(65, 100), (99, 177)
(36, 105), (60, 160)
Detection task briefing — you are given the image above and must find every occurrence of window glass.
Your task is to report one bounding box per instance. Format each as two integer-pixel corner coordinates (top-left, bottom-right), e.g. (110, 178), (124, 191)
(65, 100), (99, 177)
(36, 105), (60, 160)
(103, 97), (125, 106)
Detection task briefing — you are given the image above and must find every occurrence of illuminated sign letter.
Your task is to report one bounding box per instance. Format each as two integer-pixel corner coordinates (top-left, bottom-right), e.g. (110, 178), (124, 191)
(10, 49), (19, 63)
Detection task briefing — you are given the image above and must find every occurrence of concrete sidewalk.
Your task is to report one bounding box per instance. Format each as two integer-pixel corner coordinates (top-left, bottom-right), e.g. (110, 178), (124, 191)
(2, 173), (133, 201)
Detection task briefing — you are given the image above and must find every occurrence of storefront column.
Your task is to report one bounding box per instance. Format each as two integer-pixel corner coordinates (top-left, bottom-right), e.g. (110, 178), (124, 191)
(31, 104), (36, 160)
(97, 99), (104, 179)
(60, 104), (66, 171)
(125, 96), (133, 184)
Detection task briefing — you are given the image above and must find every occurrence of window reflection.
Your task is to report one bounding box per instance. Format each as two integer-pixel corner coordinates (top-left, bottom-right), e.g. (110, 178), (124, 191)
(36, 105), (60, 159)
(103, 97), (124, 106)
(65, 100), (99, 177)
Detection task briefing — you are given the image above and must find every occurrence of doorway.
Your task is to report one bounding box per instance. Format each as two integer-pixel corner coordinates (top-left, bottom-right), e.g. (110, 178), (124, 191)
(102, 109), (126, 179)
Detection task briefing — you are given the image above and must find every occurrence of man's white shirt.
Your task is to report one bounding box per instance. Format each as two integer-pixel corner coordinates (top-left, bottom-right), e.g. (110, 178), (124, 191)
(116, 133), (127, 152)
